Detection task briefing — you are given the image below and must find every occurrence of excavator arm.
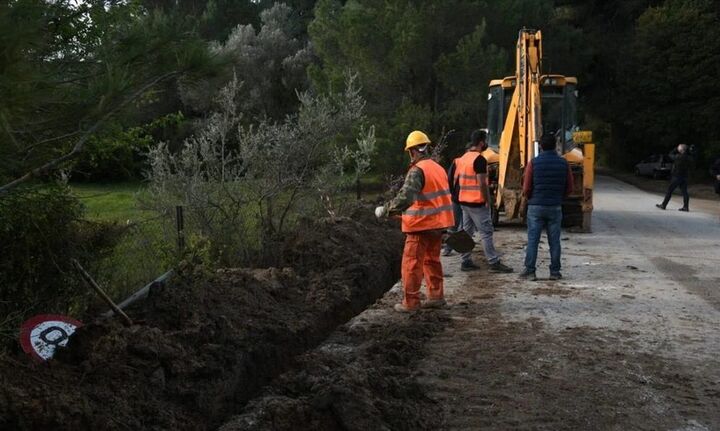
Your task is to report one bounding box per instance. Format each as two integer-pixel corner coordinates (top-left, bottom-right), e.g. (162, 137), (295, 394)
(496, 29), (543, 219)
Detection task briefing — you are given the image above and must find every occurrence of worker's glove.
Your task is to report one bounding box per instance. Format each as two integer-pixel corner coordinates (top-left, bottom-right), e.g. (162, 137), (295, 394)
(374, 205), (387, 219)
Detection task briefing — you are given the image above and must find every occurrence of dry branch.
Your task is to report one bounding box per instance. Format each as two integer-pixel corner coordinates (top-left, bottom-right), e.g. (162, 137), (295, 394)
(72, 259), (133, 326)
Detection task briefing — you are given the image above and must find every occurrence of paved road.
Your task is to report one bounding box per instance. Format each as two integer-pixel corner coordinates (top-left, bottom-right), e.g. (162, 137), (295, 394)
(417, 175), (720, 430)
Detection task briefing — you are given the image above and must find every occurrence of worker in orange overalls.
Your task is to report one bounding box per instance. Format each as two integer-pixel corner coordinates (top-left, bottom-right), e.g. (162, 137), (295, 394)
(375, 131), (455, 312)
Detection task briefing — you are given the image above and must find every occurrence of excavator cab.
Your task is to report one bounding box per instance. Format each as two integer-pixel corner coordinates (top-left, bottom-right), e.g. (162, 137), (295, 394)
(487, 75), (578, 155)
(541, 76), (578, 154)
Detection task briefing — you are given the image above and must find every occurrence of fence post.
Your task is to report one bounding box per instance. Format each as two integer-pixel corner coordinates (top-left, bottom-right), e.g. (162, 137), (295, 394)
(176, 205), (185, 253)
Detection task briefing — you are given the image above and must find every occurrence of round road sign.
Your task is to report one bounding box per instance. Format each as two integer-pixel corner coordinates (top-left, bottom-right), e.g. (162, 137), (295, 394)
(19, 314), (83, 362)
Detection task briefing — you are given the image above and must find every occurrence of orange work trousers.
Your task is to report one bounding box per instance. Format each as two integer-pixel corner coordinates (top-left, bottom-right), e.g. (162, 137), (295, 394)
(401, 231), (444, 309)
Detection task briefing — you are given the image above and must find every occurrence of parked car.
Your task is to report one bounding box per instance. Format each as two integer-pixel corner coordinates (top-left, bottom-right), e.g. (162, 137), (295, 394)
(634, 154), (673, 179)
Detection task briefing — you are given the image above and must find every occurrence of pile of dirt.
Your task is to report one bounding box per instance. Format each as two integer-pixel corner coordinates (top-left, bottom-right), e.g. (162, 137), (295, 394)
(219, 296), (450, 431)
(0, 213), (404, 430)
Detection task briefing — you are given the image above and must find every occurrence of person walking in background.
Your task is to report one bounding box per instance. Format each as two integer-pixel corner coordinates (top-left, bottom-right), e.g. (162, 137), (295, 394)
(452, 129), (513, 273)
(520, 133), (574, 281)
(656, 144), (693, 211)
(375, 130), (455, 312)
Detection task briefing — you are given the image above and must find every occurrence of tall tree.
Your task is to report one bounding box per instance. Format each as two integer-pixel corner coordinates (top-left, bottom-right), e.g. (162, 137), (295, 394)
(0, 0), (215, 190)
(308, 0), (590, 173)
(141, 0), (265, 41)
(615, 0), (720, 165)
(180, 3), (314, 121)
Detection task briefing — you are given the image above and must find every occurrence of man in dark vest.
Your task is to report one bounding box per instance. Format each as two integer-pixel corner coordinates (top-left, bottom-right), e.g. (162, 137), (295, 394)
(520, 133), (574, 281)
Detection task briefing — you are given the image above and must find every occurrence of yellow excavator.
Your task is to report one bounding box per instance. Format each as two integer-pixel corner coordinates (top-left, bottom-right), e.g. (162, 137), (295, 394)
(481, 29), (595, 232)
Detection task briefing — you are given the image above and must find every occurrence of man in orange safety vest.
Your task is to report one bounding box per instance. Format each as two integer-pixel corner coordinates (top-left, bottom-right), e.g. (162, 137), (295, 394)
(375, 130), (455, 312)
(451, 130), (513, 273)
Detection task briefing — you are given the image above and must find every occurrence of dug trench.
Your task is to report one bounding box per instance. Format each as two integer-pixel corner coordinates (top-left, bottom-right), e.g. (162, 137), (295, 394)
(0, 209), (404, 430)
(220, 230), (720, 430)
(218, 294), (452, 431)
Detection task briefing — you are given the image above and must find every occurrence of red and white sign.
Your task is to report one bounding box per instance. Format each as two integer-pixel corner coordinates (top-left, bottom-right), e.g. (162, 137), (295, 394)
(19, 314), (83, 362)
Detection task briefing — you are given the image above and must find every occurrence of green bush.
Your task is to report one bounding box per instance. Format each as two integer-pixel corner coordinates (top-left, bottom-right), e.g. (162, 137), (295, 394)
(73, 113), (186, 181)
(0, 185), (121, 349)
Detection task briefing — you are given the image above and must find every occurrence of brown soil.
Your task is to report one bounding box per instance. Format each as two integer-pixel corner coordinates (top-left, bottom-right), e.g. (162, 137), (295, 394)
(216, 226), (720, 431)
(219, 294), (450, 431)
(0, 211), (404, 430)
(418, 272), (720, 430)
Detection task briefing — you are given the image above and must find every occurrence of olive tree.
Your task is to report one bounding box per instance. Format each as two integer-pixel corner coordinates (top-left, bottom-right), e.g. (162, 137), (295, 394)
(145, 73), (374, 265)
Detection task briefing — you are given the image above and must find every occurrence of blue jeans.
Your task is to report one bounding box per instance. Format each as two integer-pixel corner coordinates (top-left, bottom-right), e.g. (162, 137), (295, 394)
(524, 205), (562, 274)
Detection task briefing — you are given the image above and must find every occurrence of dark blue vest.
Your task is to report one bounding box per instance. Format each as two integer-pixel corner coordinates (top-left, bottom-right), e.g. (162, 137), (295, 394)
(528, 151), (568, 206)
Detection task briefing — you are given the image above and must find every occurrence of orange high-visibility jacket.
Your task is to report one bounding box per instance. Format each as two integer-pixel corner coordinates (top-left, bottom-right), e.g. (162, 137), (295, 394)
(454, 151), (486, 205)
(401, 159), (455, 233)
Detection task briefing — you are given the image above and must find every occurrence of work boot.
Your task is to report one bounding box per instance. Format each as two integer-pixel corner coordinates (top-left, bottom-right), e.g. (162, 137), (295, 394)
(393, 303), (418, 313)
(461, 261), (481, 272)
(422, 298), (447, 309)
(678, 207), (689, 212)
(489, 261), (514, 273)
(549, 272), (563, 280)
(519, 269), (537, 281)
(655, 204), (666, 210)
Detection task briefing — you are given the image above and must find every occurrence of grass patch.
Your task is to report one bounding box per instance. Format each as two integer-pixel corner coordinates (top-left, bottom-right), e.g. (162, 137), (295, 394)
(70, 182), (154, 222)
(65, 181), (379, 305)
(69, 182), (174, 305)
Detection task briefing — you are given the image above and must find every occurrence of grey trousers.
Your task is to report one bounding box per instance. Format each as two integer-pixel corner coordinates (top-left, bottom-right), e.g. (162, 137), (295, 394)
(461, 204), (500, 264)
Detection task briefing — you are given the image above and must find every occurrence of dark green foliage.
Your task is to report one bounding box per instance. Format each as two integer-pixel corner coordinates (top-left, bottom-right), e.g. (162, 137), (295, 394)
(0, 186), (122, 346)
(0, 0), (216, 185)
(309, 0), (720, 174)
(546, 0), (719, 171)
(309, 0), (496, 170)
(73, 113), (186, 181)
(614, 0), (720, 166)
(308, 0), (593, 173)
(142, 0), (264, 41)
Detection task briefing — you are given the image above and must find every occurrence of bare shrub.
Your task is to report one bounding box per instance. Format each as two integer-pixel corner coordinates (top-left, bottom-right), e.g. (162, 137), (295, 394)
(144, 73), (375, 266)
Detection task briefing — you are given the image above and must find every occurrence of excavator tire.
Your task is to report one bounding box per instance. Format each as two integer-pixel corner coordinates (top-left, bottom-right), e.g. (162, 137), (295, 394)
(562, 200), (584, 228)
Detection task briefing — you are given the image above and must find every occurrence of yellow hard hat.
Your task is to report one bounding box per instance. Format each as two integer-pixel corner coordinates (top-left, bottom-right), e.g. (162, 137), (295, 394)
(405, 130), (431, 151)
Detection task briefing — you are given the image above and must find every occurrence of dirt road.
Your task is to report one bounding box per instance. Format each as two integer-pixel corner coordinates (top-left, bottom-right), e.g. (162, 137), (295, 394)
(419, 175), (720, 430)
(227, 175), (720, 430)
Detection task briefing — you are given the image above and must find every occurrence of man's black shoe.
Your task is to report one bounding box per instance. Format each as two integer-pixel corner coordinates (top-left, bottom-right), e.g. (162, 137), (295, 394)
(655, 204), (666, 210)
(678, 207), (689, 212)
(549, 272), (563, 280)
(460, 261), (481, 272)
(489, 261), (513, 273)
